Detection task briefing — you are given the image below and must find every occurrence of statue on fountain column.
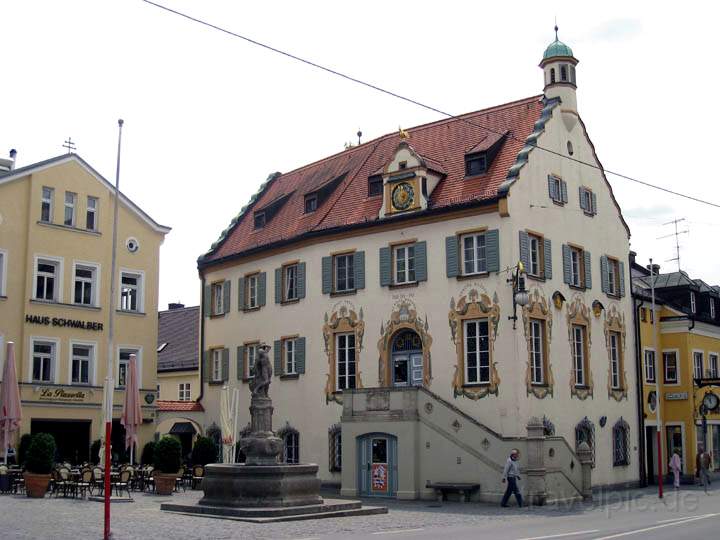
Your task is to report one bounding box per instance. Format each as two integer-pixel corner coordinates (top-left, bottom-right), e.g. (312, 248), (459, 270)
(250, 344), (273, 398)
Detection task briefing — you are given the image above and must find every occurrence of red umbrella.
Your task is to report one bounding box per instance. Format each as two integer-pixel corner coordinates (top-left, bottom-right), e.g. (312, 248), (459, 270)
(120, 354), (142, 464)
(0, 341), (22, 464)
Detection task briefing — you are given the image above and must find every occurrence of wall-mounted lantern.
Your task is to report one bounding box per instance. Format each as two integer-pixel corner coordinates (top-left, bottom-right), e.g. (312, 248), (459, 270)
(508, 262), (529, 329)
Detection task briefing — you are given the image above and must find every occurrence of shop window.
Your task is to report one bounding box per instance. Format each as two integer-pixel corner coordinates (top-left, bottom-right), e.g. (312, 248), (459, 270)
(612, 419), (630, 466)
(41, 186), (54, 222)
(329, 424), (342, 472)
(335, 333), (356, 390)
(64, 191), (77, 226)
(464, 319), (490, 384)
(664, 351), (678, 383)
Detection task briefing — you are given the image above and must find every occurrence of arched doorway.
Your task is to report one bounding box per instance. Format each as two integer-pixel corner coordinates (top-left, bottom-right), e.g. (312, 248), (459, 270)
(391, 330), (423, 387)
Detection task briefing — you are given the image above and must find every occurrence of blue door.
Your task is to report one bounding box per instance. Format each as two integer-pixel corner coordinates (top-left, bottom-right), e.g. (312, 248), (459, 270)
(357, 433), (398, 497)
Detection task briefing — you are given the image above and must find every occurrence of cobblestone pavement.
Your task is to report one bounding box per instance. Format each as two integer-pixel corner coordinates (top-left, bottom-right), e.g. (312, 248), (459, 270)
(3, 485), (719, 540)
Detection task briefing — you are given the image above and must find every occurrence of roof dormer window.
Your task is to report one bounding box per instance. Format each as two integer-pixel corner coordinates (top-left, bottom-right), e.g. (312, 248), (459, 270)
(368, 175), (383, 197)
(398, 161), (407, 170)
(465, 153), (487, 177)
(254, 212), (266, 229)
(304, 193), (318, 213)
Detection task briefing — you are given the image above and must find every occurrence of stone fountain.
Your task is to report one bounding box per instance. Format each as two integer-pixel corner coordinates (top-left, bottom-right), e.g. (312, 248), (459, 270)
(162, 344), (386, 522)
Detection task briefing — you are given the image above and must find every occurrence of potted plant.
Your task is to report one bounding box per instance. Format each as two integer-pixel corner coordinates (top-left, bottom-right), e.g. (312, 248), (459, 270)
(24, 433), (56, 498)
(17, 433), (33, 467)
(141, 441), (157, 466)
(153, 436), (182, 495)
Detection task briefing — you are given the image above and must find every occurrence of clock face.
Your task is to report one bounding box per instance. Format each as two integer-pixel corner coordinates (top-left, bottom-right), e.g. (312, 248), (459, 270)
(391, 182), (414, 211)
(703, 392), (719, 412)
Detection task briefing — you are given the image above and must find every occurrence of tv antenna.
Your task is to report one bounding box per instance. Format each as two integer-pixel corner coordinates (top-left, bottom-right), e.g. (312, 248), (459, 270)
(657, 218), (689, 271)
(62, 137), (77, 154)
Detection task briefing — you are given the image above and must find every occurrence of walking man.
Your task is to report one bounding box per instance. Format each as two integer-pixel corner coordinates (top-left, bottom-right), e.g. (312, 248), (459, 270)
(501, 449), (523, 508)
(695, 444), (712, 493)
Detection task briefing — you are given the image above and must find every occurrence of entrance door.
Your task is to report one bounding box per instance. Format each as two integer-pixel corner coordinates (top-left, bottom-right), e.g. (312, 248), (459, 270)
(391, 330), (423, 388)
(357, 433), (397, 497)
(645, 426), (657, 484)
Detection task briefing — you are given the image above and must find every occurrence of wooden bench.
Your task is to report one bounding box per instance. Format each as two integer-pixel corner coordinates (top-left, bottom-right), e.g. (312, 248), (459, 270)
(426, 482), (480, 503)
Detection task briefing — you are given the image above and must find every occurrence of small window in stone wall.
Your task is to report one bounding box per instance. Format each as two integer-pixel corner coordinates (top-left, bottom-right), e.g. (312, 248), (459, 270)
(612, 418), (630, 467)
(329, 424), (342, 472)
(278, 423), (300, 464)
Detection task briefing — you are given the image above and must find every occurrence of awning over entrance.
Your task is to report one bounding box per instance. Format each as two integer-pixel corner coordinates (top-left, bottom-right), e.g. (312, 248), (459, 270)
(169, 422), (197, 435)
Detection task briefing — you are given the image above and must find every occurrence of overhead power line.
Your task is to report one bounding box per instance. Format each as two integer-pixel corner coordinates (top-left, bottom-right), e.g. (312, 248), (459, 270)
(142, 0), (720, 209)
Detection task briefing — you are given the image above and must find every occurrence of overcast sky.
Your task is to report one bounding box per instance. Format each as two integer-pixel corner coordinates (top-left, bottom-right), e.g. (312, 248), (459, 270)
(2, 1), (719, 308)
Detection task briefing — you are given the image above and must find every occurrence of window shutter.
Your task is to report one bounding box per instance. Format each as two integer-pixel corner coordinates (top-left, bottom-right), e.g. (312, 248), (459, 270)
(222, 348), (229, 381)
(561, 180), (568, 203)
(297, 262), (306, 299)
(273, 340), (282, 375)
(258, 272), (267, 307)
(415, 241), (428, 282)
(519, 231), (529, 269)
(445, 235), (459, 278)
(203, 350), (211, 381)
(274, 268), (282, 304)
(321, 256), (332, 294)
(619, 261), (626, 297)
(238, 277), (245, 310)
(562, 244), (571, 284)
(591, 192), (597, 215)
(203, 285), (211, 317)
(379, 246), (392, 287)
(600, 256), (609, 293)
(223, 280), (231, 314)
(544, 238), (552, 279)
(297, 337), (306, 374)
(579, 187), (586, 211)
(354, 251), (365, 290)
(547, 176), (556, 200)
(486, 229), (500, 273)
(237, 346), (245, 380)
(584, 251), (592, 289)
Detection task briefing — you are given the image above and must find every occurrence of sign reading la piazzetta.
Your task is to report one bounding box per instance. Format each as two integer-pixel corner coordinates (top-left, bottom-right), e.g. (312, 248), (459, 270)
(38, 387), (88, 403)
(25, 314), (104, 331)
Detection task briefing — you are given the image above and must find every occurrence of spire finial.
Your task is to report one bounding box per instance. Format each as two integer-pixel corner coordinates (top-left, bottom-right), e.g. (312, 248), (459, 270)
(554, 18), (559, 41)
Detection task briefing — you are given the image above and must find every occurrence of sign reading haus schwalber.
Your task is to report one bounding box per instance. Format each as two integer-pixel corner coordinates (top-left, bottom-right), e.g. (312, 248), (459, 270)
(25, 314), (104, 331)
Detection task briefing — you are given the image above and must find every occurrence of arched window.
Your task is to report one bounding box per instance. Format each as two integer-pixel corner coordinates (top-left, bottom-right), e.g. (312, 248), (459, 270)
(328, 424), (342, 472)
(278, 423), (300, 464)
(560, 65), (568, 82)
(612, 418), (630, 466)
(575, 417), (595, 467)
(550, 68), (556, 84)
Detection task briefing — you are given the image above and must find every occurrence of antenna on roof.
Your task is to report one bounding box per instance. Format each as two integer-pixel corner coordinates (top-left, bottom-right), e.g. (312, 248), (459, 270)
(657, 217), (689, 271)
(62, 137), (77, 154)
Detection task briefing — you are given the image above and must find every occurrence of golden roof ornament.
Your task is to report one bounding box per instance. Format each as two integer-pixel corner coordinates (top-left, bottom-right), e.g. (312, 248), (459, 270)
(398, 126), (410, 140)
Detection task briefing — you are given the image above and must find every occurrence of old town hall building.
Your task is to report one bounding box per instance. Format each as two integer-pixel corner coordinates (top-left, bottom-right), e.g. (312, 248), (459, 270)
(197, 33), (639, 502)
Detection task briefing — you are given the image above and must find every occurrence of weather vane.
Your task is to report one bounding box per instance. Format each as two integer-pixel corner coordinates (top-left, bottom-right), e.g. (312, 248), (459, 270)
(62, 137), (77, 154)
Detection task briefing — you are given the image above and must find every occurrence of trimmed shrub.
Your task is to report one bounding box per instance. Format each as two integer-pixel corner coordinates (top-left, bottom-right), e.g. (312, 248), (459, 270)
(141, 441), (157, 465)
(154, 436), (182, 474)
(90, 439), (102, 465)
(26, 433), (56, 474)
(191, 436), (217, 466)
(18, 433), (33, 466)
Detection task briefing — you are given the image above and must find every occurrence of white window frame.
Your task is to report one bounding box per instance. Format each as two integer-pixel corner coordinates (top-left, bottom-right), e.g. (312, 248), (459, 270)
(178, 382), (191, 401)
(86, 196), (98, 231)
(549, 176), (563, 204)
(463, 319), (490, 384)
(284, 338), (297, 375)
(461, 233), (487, 276)
(29, 336), (59, 384)
(607, 258), (619, 296)
(246, 274), (259, 309)
(284, 264), (298, 301)
(0, 248), (7, 297)
(610, 331), (621, 389)
(211, 282), (224, 315)
(570, 247), (582, 287)
(211, 349), (223, 382)
(528, 234), (541, 277)
(644, 348), (656, 383)
(64, 191), (77, 227)
(119, 268), (145, 313)
(41, 186), (54, 222)
(663, 349), (680, 385)
(711, 299), (716, 319)
(530, 318), (545, 384)
(710, 353), (719, 379)
(246, 344), (258, 379)
(335, 332), (356, 391)
(33, 254), (64, 303)
(117, 346), (142, 388)
(581, 187), (594, 214)
(693, 350), (705, 380)
(334, 254), (355, 292)
(690, 292), (697, 314)
(393, 244), (416, 285)
(69, 340), (96, 386)
(572, 324), (587, 387)
(72, 260), (100, 307)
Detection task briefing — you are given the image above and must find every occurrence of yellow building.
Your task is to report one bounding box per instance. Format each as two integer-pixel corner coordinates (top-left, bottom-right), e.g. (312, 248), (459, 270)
(632, 256), (720, 482)
(0, 152), (170, 463)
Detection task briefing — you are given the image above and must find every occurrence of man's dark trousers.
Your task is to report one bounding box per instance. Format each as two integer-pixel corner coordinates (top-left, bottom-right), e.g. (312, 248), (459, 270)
(501, 477), (523, 507)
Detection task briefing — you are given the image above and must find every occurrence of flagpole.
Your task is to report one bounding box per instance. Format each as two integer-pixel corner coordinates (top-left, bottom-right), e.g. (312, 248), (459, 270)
(650, 258), (663, 499)
(105, 118), (123, 540)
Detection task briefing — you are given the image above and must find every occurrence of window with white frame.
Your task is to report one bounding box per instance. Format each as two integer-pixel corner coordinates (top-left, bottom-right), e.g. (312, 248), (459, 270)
(394, 244), (416, 284)
(528, 234), (542, 277)
(41, 187), (54, 222)
(211, 282), (224, 315)
(606, 258), (620, 296)
(283, 430), (299, 464)
(464, 319), (490, 384)
(73, 264), (97, 306)
(711, 298), (717, 319)
(118, 348), (139, 387)
(284, 338), (297, 375)
(284, 264), (298, 301)
(664, 351), (678, 383)
(572, 324), (587, 386)
(690, 291), (697, 313)
(71, 344), (93, 385)
(334, 254), (355, 292)
(246, 344), (258, 378)
(644, 349), (656, 383)
(530, 318), (545, 384)
(64, 192), (76, 226)
(710, 354), (719, 378)
(694, 351), (704, 380)
(335, 333), (356, 390)
(609, 331), (622, 389)
(120, 271), (142, 312)
(570, 246), (583, 287)
(0, 250), (6, 296)
(461, 233), (487, 275)
(246, 274), (259, 308)
(329, 425), (342, 472)
(580, 187), (595, 215)
(178, 382), (191, 401)
(32, 340), (55, 383)
(86, 196), (98, 231)
(35, 258), (60, 301)
(212, 349), (223, 382)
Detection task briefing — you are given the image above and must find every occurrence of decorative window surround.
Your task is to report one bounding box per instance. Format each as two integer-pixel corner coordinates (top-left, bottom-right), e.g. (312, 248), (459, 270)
(604, 305), (628, 401)
(566, 296), (593, 400)
(522, 289), (554, 398)
(323, 305), (365, 404)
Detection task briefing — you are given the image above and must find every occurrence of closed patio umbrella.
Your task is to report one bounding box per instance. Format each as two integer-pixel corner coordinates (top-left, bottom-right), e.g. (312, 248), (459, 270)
(120, 354), (142, 465)
(0, 341), (22, 464)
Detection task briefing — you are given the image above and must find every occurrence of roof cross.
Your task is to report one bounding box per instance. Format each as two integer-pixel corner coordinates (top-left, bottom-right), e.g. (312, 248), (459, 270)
(62, 137), (77, 154)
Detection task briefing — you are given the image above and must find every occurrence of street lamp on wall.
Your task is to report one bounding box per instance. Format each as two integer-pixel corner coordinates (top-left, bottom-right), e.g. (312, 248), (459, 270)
(508, 261), (529, 330)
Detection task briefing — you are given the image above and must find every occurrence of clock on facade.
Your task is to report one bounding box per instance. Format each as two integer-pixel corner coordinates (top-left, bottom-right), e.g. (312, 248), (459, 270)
(702, 392), (719, 412)
(391, 182), (415, 211)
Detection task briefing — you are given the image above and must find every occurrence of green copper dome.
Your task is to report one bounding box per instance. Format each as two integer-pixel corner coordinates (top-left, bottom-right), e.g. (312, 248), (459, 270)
(543, 38), (573, 60)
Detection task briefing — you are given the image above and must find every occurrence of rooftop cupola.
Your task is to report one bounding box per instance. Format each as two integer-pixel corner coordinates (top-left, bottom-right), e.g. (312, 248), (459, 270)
(540, 26), (579, 128)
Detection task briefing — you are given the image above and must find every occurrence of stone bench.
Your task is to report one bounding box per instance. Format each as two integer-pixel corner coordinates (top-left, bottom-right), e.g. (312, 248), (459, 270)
(426, 482), (480, 503)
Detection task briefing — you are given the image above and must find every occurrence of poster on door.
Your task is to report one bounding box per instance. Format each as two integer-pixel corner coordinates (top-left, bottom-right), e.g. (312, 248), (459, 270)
(371, 463), (388, 492)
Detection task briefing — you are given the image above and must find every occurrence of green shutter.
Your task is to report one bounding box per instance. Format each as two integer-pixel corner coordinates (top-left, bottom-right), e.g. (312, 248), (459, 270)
(223, 280), (231, 314)
(274, 339), (282, 375)
(543, 238), (552, 279)
(237, 346), (245, 380)
(296, 337), (306, 374)
(322, 256), (332, 294)
(379, 247), (392, 286)
(591, 192), (597, 215)
(485, 229), (500, 273)
(297, 262), (306, 299)
(414, 241), (427, 282)
(619, 261), (626, 297)
(258, 272), (267, 307)
(203, 350), (211, 381)
(579, 187), (586, 211)
(560, 180), (568, 203)
(275, 268), (282, 304)
(562, 244), (571, 284)
(584, 251), (592, 289)
(600, 255), (609, 293)
(547, 176), (556, 200)
(203, 285), (211, 317)
(519, 231), (529, 269)
(222, 348), (229, 382)
(238, 277), (245, 310)
(354, 251), (365, 290)
(445, 236), (459, 277)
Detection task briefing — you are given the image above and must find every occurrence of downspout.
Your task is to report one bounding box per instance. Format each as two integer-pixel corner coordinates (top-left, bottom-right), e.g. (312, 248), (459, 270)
(196, 275), (206, 404)
(633, 294), (647, 487)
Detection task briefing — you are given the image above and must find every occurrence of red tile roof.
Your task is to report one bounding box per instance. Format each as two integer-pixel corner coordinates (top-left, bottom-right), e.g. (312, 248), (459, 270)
(201, 95), (544, 266)
(157, 400), (204, 412)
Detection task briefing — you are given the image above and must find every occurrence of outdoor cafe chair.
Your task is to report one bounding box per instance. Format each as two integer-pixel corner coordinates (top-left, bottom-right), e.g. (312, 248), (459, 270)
(76, 468), (94, 498)
(11, 468), (25, 494)
(57, 467), (77, 498)
(0, 465), (11, 494)
(191, 465), (204, 490)
(92, 467), (104, 495)
(112, 470), (132, 499)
